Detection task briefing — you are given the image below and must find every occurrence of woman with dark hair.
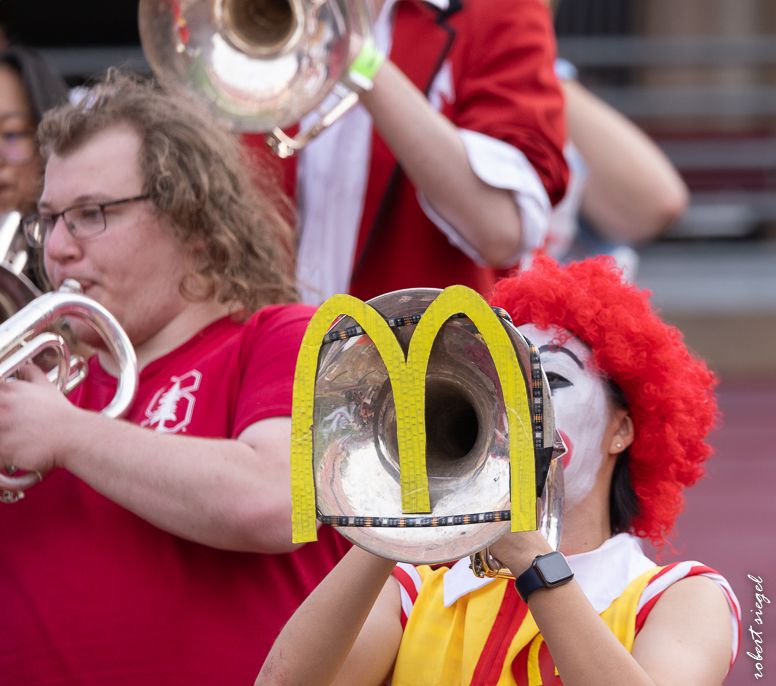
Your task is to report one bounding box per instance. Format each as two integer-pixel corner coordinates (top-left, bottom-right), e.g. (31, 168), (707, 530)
(255, 256), (740, 686)
(0, 45), (68, 215)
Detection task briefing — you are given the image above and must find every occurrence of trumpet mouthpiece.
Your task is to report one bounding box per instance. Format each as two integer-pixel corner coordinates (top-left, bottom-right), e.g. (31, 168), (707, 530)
(60, 279), (83, 294)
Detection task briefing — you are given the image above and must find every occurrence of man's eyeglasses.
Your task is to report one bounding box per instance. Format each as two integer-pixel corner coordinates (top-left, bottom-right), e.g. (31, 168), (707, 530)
(22, 195), (152, 248)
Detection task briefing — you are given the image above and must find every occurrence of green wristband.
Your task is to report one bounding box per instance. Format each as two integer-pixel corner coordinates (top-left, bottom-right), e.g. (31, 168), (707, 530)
(348, 38), (385, 91)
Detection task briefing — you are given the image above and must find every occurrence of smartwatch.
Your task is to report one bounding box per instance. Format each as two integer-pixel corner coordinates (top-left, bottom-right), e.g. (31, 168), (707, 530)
(514, 551), (574, 602)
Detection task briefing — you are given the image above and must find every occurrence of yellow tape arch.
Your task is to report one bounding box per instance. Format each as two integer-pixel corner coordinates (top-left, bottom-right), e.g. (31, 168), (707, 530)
(417, 286), (535, 533)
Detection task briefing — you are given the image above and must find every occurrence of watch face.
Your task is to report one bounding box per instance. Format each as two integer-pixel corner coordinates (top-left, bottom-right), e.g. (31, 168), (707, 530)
(535, 551), (574, 586)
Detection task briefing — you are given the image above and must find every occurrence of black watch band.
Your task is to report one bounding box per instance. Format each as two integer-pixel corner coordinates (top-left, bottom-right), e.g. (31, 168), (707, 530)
(514, 551), (574, 603)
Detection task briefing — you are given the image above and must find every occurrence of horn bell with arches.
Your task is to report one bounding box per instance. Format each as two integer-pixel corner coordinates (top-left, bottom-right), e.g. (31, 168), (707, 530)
(290, 286), (564, 564)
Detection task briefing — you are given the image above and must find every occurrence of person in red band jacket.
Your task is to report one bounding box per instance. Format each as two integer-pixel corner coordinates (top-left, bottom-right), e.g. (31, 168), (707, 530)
(287, 0), (568, 304)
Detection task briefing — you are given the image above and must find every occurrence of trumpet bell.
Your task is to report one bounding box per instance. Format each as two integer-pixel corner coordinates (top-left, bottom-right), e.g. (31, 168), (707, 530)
(139, 0), (372, 132)
(312, 289), (557, 564)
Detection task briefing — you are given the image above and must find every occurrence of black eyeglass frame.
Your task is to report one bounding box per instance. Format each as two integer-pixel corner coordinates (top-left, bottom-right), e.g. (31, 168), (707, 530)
(22, 194), (152, 248)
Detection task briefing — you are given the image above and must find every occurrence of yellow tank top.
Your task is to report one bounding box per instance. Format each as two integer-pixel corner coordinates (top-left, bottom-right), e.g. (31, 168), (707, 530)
(391, 564), (659, 686)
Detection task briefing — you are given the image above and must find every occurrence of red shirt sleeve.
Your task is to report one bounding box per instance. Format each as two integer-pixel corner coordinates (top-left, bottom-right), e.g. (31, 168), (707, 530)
(451, 0), (568, 205)
(232, 303), (316, 436)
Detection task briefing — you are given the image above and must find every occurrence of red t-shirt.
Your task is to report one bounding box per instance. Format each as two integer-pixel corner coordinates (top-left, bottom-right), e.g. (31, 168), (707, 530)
(0, 304), (350, 685)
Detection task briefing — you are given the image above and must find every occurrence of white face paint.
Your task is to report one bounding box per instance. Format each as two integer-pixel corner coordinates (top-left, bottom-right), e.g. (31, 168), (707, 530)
(518, 324), (612, 512)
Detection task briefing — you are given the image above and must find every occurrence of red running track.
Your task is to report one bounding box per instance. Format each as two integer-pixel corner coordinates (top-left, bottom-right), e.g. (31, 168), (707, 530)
(646, 378), (776, 685)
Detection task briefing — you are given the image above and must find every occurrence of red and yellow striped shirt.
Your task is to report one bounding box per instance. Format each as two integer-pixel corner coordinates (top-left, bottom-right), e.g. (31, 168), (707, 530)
(391, 535), (740, 686)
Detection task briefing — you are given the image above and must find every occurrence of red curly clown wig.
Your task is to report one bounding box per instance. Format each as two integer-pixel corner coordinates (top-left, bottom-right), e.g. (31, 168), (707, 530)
(488, 256), (718, 546)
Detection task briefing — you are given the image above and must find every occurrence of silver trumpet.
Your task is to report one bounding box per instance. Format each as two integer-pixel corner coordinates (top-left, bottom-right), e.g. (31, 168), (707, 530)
(139, 0), (373, 156)
(310, 288), (566, 567)
(0, 279), (138, 503)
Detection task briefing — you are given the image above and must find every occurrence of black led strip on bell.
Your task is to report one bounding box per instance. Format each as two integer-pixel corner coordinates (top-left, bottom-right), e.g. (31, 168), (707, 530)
(318, 509), (512, 528)
(322, 307), (513, 344)
(529, 344), (544, 453)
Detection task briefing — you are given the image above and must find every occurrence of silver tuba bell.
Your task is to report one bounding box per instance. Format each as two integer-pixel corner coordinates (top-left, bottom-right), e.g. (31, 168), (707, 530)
(0, 279), (139, 503)
(139, 0), (373, 156)
(310, 288), (565, 566)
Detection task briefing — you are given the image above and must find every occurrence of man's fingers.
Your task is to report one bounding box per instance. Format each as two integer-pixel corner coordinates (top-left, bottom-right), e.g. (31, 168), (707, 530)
(15, 363), (50, 384)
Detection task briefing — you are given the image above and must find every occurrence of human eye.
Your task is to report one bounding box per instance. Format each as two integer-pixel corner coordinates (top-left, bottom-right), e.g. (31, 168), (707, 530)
(79, 206), (103, 220)
(73, 205), (103, 223)
(3, 128), (34, 149)
(1, 129), (34, 161)
(545, 372), (572, 393)
(65, 205), (104, 234)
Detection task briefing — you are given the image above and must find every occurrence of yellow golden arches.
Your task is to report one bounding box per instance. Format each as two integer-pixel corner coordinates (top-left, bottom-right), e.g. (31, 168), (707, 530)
(290, 286), (536, 544)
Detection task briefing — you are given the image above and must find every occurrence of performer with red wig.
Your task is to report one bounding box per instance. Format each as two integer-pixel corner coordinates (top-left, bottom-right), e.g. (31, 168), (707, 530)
(489, 255), (717, 547)
(256, 256), (740, 686)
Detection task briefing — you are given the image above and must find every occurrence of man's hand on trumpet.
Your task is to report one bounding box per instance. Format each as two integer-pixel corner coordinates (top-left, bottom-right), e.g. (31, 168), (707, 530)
(0, 362), (78, 478)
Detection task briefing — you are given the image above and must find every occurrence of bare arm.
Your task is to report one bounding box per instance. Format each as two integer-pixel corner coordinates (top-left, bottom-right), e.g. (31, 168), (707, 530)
(358, 61), (524, 266)
(563, 79), (689, 242)
(0, 365), (298, 553)
(489, 531), (732, 686)
(632, 575), (733, 686)
(256, 546), (403, 686)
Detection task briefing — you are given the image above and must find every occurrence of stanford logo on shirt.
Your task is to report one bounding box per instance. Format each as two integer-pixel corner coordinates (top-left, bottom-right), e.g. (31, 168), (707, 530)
(141, 370), (202, 434)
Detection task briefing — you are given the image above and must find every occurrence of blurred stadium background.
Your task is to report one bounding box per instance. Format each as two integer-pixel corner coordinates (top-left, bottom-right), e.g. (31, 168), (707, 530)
(1, 1), (773, 683)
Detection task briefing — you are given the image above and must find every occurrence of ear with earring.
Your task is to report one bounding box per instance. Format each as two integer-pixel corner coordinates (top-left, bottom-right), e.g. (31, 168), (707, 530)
(612, 416), (634, 454)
